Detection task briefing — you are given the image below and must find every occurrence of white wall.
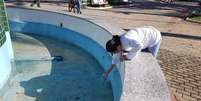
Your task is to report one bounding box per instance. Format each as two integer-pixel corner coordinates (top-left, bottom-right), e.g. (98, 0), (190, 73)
(7, 8), (112, 48)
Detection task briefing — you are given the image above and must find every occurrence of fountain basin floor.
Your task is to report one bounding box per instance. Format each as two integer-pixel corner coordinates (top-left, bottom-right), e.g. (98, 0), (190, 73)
(1, 32), (113, 101)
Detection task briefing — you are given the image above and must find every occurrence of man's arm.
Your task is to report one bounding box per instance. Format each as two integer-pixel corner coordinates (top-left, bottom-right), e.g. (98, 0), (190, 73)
(119, 55), (130, 61)
(126, 41), (143, 60)
(103, 64), (116, 80)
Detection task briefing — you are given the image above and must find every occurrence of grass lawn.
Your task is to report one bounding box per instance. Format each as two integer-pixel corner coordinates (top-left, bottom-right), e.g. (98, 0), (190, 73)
(189, 16), (201, 22)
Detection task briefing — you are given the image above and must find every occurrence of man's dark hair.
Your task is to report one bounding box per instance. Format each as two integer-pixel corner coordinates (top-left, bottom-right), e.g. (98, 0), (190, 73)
(106, 35), (121, 54)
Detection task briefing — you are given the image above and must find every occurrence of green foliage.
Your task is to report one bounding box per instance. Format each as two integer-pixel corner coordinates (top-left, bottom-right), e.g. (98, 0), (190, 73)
(87, 0), (91, 6)
(190, 16), (201, 22)
(0, 0), (8, 47)
(108, 0), (124, 5)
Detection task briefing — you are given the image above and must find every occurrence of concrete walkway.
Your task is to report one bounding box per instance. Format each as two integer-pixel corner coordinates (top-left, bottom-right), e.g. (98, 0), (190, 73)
(5, 1), (201, 101)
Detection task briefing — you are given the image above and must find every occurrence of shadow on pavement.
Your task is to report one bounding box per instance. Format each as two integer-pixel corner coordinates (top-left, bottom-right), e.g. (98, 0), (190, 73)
(113, 1), (198, 10)
(161, 32), (201, 41)
(108, 1), (199, 18)
(123, 29), (201, 41)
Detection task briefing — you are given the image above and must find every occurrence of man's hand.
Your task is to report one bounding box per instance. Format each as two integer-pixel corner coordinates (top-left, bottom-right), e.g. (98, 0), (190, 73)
(120, 55), (130, 61)
(102, 72), (108, 81)
(102, 64), (116, 81)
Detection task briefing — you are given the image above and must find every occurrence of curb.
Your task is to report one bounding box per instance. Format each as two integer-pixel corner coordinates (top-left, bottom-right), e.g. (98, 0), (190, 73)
(85, 4), (134, 10)
(185, 17), (201, 24)
(85, 6), (112, 10)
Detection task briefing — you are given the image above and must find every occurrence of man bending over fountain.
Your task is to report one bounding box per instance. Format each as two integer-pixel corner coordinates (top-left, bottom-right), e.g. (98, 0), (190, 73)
(103, 26), (162, 79)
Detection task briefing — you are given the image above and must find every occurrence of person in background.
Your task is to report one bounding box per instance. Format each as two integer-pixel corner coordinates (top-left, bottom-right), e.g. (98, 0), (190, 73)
(75, 0), (82, 14)
(30, 0), (41, 7)
(103, 26), (162, 79)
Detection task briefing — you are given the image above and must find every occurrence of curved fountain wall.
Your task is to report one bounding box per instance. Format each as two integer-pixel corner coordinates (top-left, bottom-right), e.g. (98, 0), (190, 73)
(7, 7), (123, 101)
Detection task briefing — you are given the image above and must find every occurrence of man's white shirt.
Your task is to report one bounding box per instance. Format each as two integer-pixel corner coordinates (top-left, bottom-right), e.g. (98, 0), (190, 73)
(112, 26), (161, 64)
